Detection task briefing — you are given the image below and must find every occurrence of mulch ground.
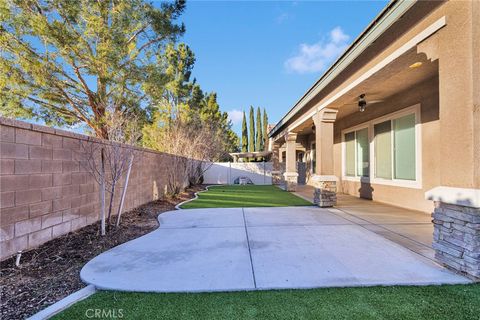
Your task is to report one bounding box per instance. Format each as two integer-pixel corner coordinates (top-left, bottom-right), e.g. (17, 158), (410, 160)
(0, 185), (204, 320)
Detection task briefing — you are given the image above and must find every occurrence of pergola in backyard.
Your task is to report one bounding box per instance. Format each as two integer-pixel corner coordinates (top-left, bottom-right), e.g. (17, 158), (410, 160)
(229, 151), (272, 162)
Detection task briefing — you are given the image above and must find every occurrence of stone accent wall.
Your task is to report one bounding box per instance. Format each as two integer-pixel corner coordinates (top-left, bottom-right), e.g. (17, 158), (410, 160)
(432, 202), (480, 278)
(283, 172), (298, 192)
(0, 117), (186, 260)
(312, 177), (337, 207)
(272, 162), (285, 186)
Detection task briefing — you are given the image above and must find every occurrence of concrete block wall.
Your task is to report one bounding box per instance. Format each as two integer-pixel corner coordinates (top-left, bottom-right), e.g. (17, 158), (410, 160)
(0, 117), (184, 260)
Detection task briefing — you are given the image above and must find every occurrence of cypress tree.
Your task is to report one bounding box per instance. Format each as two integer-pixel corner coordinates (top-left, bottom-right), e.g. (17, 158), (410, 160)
(241, 111), (248, 152)
(256, 107), (263, 152)
(249, 106), (255, 152)
(263, 108), (269, 151)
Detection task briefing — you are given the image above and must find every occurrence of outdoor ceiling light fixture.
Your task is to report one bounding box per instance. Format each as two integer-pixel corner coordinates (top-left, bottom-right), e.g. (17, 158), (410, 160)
(409, 61), (423, 69)
(358, 94), (367, 112)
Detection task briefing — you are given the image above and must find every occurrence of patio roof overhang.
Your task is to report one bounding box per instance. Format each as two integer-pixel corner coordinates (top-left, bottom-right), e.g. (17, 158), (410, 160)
(269, 0), (445, 140)
(288, 45), (440, 137)
(230, 151), (272, 158)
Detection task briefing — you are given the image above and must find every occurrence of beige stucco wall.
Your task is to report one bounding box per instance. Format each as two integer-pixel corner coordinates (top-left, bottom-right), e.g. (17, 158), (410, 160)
(274, 0), (479, 212)
(333, 77), (439, 213)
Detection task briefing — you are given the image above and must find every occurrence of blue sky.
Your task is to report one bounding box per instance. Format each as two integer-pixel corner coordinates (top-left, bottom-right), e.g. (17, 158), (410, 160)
(177, 0), (388, 135)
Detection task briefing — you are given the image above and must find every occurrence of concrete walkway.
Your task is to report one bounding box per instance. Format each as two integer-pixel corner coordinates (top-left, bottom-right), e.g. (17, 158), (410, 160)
(294, 185), (435, 260)
(81, 207), (469, 292)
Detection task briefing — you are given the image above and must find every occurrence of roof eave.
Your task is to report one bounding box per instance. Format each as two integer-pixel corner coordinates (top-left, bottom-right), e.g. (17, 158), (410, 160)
(269, 0), (416, 138)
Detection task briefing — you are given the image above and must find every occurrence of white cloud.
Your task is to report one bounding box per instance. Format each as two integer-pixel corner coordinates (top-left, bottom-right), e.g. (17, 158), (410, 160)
(284, 27), (350, 74)
(227, 109), (243, 125)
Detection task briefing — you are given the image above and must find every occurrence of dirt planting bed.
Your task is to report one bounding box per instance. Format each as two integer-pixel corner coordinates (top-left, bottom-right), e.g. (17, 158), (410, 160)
(0, 186), (203, 320)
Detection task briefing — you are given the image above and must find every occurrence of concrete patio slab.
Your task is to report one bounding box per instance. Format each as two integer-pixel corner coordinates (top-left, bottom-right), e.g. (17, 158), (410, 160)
(362, 224), (436, 260)
(81, 207), (470, 293)
(294, 185), (436, 260)
(159, 208), (244, 228)
(244, 206), (353, 227)
(379, 223), (433, 246)
(249, 224), (468, 289)
(81, 223), (255, 292)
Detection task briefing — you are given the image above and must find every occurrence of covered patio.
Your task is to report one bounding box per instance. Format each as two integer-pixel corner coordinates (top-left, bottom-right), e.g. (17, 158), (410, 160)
(267, 0), (479, 279)
(294, 185), (434, 261)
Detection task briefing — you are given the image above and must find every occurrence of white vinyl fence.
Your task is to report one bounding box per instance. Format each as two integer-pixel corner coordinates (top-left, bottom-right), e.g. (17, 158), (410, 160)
(202, 162), (273, 185)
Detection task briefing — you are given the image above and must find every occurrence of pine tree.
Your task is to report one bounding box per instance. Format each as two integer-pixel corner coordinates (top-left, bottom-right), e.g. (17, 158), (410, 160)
(241, 111), (248, 152)
(0, 0), (186, 139)
(256, 107), (263, 152)
(249, 106), (255, 152)
(263, 109), (269, 151)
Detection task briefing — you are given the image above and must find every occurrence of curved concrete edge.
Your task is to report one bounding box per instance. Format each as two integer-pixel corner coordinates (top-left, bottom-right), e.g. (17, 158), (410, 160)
(27, 187), (211, 318)
(26, 284), (96, 320)
(72, 279), (471, 295)
(175, 185), (220, 210)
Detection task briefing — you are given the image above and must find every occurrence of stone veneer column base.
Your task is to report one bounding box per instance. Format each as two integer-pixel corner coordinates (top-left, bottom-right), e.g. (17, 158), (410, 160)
(311, 175), (337, 207)
(283, 172), (298, 192)
(426, 186), (480, 279)
(271, 171), (283, 185)
(432, 202), (480, 278)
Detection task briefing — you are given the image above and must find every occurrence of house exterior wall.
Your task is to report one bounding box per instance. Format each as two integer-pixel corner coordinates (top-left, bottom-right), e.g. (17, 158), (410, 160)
(269, 0), (480, 279)
(0, 117), (187, 260)
(272, 0), (479, 213)
(333, 77), (439, 212)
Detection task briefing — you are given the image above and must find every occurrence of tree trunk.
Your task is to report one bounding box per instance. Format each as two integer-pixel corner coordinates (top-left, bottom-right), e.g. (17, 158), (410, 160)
(107, 182), (116, 226)
(100, 148), (106, 236)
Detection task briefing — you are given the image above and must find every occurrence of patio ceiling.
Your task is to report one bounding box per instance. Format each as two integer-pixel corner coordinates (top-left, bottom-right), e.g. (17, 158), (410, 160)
(293, 47), (438, 136)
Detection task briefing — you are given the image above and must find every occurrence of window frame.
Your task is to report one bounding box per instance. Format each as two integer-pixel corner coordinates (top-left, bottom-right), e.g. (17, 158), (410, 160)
(343, 125), (369, 178)
(341, 104), (422, 189)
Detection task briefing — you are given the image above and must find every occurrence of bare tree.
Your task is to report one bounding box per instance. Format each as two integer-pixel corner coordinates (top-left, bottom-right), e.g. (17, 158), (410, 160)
(81, 111), (141, 235)
(145, 119), (224, 196)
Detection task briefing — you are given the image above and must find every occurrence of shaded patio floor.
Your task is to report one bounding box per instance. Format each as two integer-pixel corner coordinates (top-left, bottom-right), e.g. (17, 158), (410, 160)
(293, 184), (435, 261)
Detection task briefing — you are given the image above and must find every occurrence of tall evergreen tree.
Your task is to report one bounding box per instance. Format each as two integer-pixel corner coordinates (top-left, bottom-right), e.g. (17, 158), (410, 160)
(248, 106), (255, 152)
(263, 109), (269, 151)
(0, 0), (186, 139)
(256, 107), (263, 152)
(241, 111), (248, 152)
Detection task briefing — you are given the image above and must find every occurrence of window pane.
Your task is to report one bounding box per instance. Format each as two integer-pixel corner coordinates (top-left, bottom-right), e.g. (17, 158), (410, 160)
(374, 121), (392, 179)
(345, 132), (355, 176)
(394, 114), (416, 180)
(356, 128), (369, 177)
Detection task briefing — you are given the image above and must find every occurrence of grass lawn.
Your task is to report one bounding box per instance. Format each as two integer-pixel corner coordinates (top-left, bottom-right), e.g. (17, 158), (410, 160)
(180, 185), (312, 209)
(54, 284), (480, 320)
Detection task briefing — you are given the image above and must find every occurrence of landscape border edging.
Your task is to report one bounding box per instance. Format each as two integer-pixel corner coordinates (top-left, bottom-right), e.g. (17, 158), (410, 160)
(174, 185), (219, 210)
(26, 284), (96, 320)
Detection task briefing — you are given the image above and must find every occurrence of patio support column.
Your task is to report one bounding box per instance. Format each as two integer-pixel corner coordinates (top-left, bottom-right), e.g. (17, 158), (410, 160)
(312, 108), (338, 207)
(271, 141), (282, 185)
(283, 132), (298, 191)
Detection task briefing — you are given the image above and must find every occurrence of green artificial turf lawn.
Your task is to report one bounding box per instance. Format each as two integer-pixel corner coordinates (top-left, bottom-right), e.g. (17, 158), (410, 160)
(180, 185), (312, 209)
(54, 284), (480, 320)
